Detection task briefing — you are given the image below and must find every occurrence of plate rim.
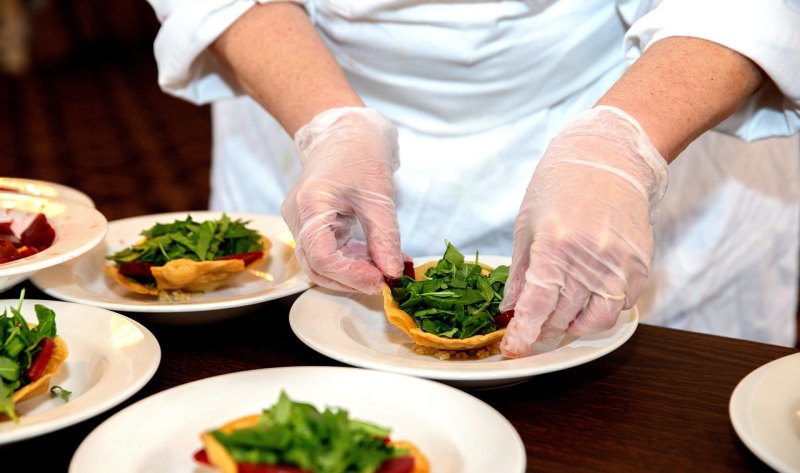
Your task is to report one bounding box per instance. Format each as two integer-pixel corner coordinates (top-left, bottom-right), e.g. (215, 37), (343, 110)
(729, 351), (800, 473)
(0, 177), (95, 208)
(0, 298), (161, 444)
(69, 365), (527, 473)
(30, 211), (312, 313)
(289, 282), (638, 386)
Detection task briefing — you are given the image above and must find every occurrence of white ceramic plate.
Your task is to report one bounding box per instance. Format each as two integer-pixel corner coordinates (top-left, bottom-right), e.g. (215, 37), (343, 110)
(0, 177), (95, 207)
(70, 366), (526, 473)
(0, 193), (107, 292)
(289, 256), (638, 389)
(31, 211), (311, 324)
(0, 298), (160, 444)
(729, 352), (800, 473)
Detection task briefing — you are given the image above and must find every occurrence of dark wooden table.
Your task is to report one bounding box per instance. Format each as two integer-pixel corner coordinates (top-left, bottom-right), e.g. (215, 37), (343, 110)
(1, 280), (796, 472)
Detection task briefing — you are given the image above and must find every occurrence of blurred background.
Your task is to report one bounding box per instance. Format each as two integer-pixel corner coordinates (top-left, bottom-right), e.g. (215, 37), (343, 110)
(0, 0), (211, 221)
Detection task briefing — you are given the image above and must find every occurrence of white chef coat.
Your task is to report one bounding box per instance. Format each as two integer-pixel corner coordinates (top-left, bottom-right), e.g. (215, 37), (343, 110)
(146, 0), (800, 346)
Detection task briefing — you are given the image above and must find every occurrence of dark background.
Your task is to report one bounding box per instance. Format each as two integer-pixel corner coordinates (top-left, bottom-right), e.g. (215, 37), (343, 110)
(0, 0), (211, 221)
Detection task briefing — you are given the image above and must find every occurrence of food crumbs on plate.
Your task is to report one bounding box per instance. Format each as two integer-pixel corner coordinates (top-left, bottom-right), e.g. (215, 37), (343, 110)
(412, 342), (501, 360)
(158, 290), (195, 302)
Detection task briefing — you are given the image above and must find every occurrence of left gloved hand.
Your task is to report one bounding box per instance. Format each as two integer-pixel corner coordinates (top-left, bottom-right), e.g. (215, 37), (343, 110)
(499, 106), (669, 358)
(281, 107), (404, 295)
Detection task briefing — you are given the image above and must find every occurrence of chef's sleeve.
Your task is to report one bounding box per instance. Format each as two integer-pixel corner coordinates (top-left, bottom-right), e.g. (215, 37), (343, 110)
(145, 0), (309, 105)
(622, 0), (800, 141)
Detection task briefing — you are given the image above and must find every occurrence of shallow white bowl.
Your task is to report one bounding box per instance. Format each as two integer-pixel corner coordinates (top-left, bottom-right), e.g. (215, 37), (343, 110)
(0, 192), (107, 293)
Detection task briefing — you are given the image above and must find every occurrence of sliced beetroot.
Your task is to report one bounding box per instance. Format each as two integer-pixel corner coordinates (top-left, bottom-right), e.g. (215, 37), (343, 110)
(216, 250), (264, 266)
(118, 261), (156, 283)
(20, 213), (55, 251)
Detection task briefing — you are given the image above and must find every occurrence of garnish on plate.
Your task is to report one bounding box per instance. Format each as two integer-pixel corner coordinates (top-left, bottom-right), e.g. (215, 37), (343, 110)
(104, 214), (271, 299)
(383, 242), (513, 360)
(195, 390), (429, 473)
(0, 290), (68, 422)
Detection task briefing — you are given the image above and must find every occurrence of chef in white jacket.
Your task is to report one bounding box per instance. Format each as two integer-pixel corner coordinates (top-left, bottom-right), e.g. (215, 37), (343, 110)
(147, 0), (800, 354)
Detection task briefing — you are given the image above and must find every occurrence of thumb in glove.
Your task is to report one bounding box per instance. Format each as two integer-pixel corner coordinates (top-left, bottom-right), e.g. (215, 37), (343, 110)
(281, 107), (404, 294)
(499, 105), (668, 357)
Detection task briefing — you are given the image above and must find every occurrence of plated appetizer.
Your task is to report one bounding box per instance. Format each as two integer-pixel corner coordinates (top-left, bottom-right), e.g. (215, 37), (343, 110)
(0, 291), (68, 421)
(195, 391), (428, 473)
(104, 214), (270, 299)
(0, 212), (56, 264)
(383, 242), (513, 360)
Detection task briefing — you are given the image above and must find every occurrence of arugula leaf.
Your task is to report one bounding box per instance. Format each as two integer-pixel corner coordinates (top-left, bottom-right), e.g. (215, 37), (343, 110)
(0, 310), (7, 344)
(10, 306), (31, 339)
(50, 385), (72, 402)
(106, 214), (263, 268)
(391, 241), (509, 339)
(193, 220), (215, 260)
(0, 356), (20, 382)
(212, 391), (404, 473)
(3, 327), (25, 359)
(0, 383), (17, 421)
(33, 304), (57, 339)
(0, 290), (60, 422)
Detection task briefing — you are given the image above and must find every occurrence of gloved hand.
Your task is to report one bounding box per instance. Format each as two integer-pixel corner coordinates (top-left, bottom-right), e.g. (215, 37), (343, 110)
(500, 105), (669, 358)
(281, 107), (404, 294)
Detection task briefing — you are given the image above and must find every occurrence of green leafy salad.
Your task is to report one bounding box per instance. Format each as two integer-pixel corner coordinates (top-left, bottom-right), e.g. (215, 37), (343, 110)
(107, 214), (263, 268)
(389, 242), (510, 339)
(0, 291), (61, 421)
(207, 391), (409, 473)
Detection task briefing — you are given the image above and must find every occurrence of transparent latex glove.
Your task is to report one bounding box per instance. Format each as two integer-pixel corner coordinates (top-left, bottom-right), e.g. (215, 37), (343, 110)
(500, 106), (669, 358)
(281, 107), (404, 294)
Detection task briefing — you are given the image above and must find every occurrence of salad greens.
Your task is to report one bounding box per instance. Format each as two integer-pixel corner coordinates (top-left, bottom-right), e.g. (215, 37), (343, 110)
(50, 385), (71, 402)
(0, 290), (58, 421)
(212, 391), (407, 473)
(105, 214), (263, 267)
(390, 242), (509, 339)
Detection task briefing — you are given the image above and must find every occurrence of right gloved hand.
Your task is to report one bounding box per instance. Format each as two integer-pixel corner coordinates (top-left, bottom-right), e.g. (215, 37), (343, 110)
(280, 107), (404, 294)
(499, 106), (669, 357)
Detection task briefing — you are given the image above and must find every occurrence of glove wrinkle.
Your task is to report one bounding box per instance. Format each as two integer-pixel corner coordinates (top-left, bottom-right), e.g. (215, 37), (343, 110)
(282, 107), (403, 295)
(500, 105), (668, 357)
